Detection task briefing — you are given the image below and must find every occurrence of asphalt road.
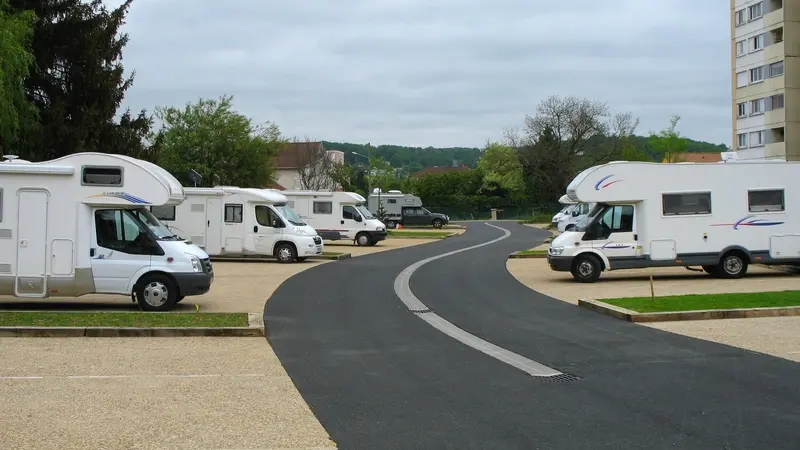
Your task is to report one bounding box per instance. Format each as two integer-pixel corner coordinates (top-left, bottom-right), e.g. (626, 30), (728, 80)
(265, 222), (800, 450)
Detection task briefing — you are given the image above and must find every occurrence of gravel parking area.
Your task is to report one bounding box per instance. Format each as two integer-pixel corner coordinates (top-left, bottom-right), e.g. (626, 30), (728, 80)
(0, 337), (335, 450)
(507, 258), (800, 363)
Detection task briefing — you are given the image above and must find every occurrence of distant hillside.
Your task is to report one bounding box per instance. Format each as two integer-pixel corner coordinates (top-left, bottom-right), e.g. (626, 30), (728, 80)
(323, 136), (729, 172)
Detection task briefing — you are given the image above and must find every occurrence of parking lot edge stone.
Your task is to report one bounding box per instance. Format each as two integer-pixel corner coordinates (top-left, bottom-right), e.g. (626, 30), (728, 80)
(0, 326), (264, 337)
(578, 299), (800, 323)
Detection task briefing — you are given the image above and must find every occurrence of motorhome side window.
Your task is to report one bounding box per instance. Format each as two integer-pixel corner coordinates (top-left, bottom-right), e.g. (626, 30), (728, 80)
(313, 201), (332, 214)
(224, 204), (243, 223)
(388, 199), (397, 204)
(255, 205), (279, 227)
(95, 210), (156, 254)
(82, 166), (123, 186)
(0, 188), (3, 222)
(748, 189), (785, 212)
(342, 206), (359, 220)
(662, 192), (711, 216)
(150, 205), (176, 221)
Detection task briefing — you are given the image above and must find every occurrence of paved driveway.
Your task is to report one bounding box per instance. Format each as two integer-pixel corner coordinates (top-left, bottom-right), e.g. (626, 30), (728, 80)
(265, 221), (800, 449)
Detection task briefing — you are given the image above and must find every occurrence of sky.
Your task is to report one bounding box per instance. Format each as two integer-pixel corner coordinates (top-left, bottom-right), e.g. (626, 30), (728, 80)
(111, 0), (732, 149)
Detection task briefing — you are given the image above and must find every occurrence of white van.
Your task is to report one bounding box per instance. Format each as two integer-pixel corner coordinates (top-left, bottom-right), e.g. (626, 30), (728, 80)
(0, 153), (212, 311)
(551, 194), (576, 227)
(153, 187), (323, 263)
(547, 160), (800, 282)
(280, 190), (387, 246)
(555, 202), (594, 232)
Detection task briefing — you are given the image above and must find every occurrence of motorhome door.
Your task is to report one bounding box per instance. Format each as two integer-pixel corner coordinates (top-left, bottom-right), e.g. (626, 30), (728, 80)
(591, 205), (639, 260)
(341, 205), (364, 237)
(205, 198), (222, 254)
(90, 209), (153, 294)
(254, 205), (281, 254)
(15, 190), (49, 297)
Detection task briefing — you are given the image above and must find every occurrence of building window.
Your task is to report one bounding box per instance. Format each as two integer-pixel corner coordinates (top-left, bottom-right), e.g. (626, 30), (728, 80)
(736, 9), (746, 25)
(748, 189), (784, 212)
(751, 34), (763, 51)
(150, 205), (176, 221)
(736, 40), (746, 56)
(750, 130), (766, 147)
(224, 204), (243, 223)
(769, 61), (784, 77)
(770, 26), (784, 44)
(82, 166), (123, 186)
(313, 201), (332, 214)
(662, 193), (712, 216)
(388, 199), (397, 203)
(750, 66), (764, 83)
(749, 2), (763, 20)
(751, 98), (764, 115)
(736, 71), (748, 88)
(737, 133), (748, 149)
(773, 93), (785, 109)
(737, 102), (747, 118)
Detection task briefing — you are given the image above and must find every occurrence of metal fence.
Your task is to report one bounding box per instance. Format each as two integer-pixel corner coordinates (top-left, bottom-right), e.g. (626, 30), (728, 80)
(426, 204), (560, 221)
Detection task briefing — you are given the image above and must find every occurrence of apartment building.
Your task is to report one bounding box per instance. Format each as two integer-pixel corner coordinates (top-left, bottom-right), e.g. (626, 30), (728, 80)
(731, 0), (798, 160)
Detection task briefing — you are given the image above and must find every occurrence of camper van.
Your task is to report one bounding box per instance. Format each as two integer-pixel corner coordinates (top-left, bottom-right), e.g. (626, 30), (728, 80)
(281, 190), (387, 246)
(555, 201), (594, 232)
(367, 189), (450, 229)
(551, 194), (576, 227)
(0, 153), (212, 311)
(153, 187), (323, 263)
(548, 160), (800, 282)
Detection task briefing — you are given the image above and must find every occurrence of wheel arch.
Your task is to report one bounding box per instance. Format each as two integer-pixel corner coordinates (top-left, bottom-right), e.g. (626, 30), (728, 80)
(574, 249), (609, 271)
(127, 270), (179, 296)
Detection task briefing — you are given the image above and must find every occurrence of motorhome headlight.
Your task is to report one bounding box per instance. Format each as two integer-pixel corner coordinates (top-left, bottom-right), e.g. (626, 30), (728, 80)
(549, 246), (564, 256)
(188, 255), (202, 272)
(376, 226), (385, 232)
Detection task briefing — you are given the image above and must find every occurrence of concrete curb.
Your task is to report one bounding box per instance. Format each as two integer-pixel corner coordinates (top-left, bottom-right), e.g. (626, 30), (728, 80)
(211, 252), (351, 263)
(388, 234), (453, 240)
(578, 298), (800, 323)
(507, 251), (547, 259)
(0, 312), (266, 337)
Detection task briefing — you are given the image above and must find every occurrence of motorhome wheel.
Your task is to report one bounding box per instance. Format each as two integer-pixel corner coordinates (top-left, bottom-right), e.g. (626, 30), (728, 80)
(356, 232), (372, 246)
(275, 243), (297, 263)
(135, 274), (178, 311)
(432, 219), (443, 229)
(571, 254), (601, 283)
(718, 253), (748, 279)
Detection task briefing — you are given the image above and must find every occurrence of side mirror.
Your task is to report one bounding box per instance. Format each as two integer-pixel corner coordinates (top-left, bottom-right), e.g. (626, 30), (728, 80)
(572, 210), (580, 217)
(272, 219), (283, 228)
(354, 215), (362, 222)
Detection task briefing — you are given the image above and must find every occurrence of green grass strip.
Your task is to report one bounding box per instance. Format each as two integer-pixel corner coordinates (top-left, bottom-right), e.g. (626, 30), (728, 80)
(602, 291), (800, 313)
(516, 249), (548, 255)
(0, 312), (249, 328)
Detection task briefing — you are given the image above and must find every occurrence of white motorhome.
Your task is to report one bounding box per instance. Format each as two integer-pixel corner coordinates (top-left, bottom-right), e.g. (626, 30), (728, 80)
(551, 195), (594, 232)
(547, 160), (800, 282)
(280, 190), (387, 246)
(551, 194), (576, 226)
(0, 153), (212, 311)
(153, 187), (323, 263)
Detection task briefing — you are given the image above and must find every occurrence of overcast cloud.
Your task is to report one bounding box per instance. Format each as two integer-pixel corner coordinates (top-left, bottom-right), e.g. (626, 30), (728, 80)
(112, 0), (731, 148)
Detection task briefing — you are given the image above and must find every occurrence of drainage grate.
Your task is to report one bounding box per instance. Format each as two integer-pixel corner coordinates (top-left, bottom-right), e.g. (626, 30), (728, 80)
(410, 308), (432, 314)
(535, 373), (581, 383)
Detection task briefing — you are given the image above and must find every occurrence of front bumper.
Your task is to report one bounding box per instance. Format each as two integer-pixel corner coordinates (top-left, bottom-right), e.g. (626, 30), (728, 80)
(173, 272), (212, 296)
(546, 254), (573, 272)
(300, 236), (325, 256)
(367, 229), (387, 242)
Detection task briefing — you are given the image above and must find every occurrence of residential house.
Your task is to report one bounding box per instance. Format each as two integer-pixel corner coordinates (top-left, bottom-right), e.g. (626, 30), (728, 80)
(273, 141), (344, 190)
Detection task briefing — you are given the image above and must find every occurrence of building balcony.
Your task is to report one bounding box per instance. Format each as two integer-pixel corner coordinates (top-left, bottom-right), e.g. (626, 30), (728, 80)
(765, 141), (786, 159)
(764, 9), (784, 28)
(766, 41), (785, 61)
(765, 107), (786, 125)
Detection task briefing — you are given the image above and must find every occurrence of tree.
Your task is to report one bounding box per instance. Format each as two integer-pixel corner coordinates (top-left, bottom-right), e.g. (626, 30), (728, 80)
(648, 115), (689, 163)
(477, 141), (525, 202)
(156, 95), (282, 187)
(9, 0), (154, 160)
(0, 0), (36, 151)
(287, 137), (340, 190)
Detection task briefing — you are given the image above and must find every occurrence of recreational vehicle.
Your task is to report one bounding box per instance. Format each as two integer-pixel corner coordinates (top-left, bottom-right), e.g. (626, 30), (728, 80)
(153, 187), (323, 263)
(551, 194), (576, 226)
(547, 160), (800, 282)
(280, 190), (387, 246)
(368, 190), (450, 229)
(552, 196), (594, 232)
(0, 153), (212, 311)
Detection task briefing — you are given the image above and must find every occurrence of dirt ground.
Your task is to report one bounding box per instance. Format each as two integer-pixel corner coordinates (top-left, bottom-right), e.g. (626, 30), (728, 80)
(506, 258), (800, 363)
(0, 337), (336, 450)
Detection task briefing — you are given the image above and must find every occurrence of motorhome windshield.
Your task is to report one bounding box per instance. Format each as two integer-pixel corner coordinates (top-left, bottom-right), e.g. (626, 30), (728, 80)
(576, 203), (608, 231)
(356, 205), (374, 219)
(130, 208), (179, 240)
(275, 205), (306, 226)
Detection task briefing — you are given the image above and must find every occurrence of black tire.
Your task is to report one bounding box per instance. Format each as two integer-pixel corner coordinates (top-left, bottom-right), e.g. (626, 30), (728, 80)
(717, 252), (748, 279)
(386, 220), (397, 229)
(176, 295), (186, 303)
(701, 265), (717, 276)
(135, 273), (178, 312)
(432, 219), (443, 229)
(274, 243), (297, 263)
(570, 254), (602, 283)
(355, 232), (372, 247)
(296, 257), (308, 262)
